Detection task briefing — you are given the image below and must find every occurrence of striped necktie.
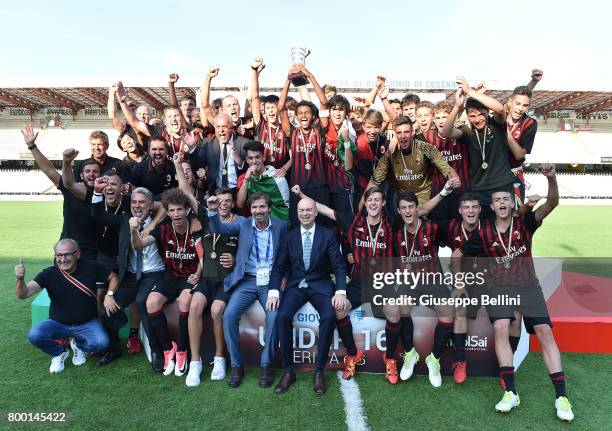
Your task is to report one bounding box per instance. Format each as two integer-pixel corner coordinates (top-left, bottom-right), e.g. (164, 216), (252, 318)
(299, 231), (312, 288)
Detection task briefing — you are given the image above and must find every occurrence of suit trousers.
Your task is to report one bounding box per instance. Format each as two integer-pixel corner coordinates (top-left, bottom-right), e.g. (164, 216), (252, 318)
(223, 275), (278, 368)
(277, 286), (336, 372)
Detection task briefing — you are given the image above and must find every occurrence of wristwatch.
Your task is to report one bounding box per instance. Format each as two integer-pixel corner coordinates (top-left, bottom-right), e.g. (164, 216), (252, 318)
(106, 291), (114, 297)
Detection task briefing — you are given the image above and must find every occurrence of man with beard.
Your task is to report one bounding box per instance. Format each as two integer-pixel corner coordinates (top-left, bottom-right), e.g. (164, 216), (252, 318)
(116, 82), (200, 156)
(236, 141), (290, 221)
(15, 239), (116, 373)
(266, 197), (348, 394)
(130, 136), (178, 199)
(362, 116), (457, 208)
(250, 57), (292, 175)
(94, 187), (166, 368)
(200, 68), (254, 139)
(205, 191), (287, 388)
(452, 164), (574, 421)
(72, 130), (124, 180)
(192, 113), (249, 196)
(132, 189), (202, 377)
(440, 77), (514, 218)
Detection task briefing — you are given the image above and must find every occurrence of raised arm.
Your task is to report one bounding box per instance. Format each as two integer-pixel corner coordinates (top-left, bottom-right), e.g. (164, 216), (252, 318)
(107, 84), (126, 133)
(200, 68), (219, 127)
(116, 82), (150, 136)
(21, 124), (60, 186)
(339, 125), (354, 171)
(456, 76), (505, 124)
(526, 69), (543, 92)
(250, 57), (265, 126)
(300, 65), (327, 110)
(205, 195), (242, 235)
(440, 89), (466, 140)
(14, 258), (42, 299)
(378, 86), (397, 123)
(129, 216), (156, 250)
(173, 153), (199, 212)
(277, 75), (292, 136)
(61, 149), (89, 201)
(168, 73), (179, 108)
(534, 163), (559, 222)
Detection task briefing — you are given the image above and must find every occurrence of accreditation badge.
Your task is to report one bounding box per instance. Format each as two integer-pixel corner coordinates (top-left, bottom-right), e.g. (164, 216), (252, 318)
(256, 264), (270, 286)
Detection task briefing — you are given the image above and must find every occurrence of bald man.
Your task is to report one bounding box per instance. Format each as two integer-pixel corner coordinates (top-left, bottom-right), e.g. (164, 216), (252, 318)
(14, 239), (118, 373)
(192, 113), (249, 195)
(267, 197), (348, 395)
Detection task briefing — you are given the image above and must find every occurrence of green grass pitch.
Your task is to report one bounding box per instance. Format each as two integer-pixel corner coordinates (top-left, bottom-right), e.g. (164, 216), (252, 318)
(1, 201), (611, 430)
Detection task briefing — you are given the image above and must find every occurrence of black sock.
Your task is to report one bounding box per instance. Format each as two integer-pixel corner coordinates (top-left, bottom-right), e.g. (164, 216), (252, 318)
(500, 366), (516, 394)
(453, 332), (467, 362)
(550, 371), (566, 398)
(384, 320), (401, 360)
(400, 316), (414, 351)
(432, 321), (453, 359)
(177, 311), (189, 352)
(336, 317), (357, 356)
(509, 335), (520, 353)
(148, 311), (172, 351)
(129, 327), (138, 336)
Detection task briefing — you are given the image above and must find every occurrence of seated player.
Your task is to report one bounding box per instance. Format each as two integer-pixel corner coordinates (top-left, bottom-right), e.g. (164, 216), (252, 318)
(131, 189), (202, 377)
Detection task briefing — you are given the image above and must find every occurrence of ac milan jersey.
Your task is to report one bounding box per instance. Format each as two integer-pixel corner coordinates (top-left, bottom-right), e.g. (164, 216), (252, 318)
(508, 115), (537, 168)
(335, 210), (393, 278)
(257, 120), (290, 169)
(289, 124), (326, 187)
(354, 133), (389, 189)
(461, 212), (541, 286)
(422, 129), (471, 194)
(438, 218), (481, 271)
(151, 221), (201, 278)
(392, 219), (443, 273)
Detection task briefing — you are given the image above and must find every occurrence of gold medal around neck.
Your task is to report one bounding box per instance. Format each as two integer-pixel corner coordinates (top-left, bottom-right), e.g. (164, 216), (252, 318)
(504, 261), (511, 269)
(210, 252), (217, 259)
(334, 160), (339, 167)
(270, 156), (275, 162)
(222, 168), (227, 175)
(305, 163), (312, 170)
(481, 162), (488, 170)
(370, 258), (377, 266)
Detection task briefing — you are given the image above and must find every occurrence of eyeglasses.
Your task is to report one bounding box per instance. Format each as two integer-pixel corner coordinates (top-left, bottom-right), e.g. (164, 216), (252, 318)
(55, 250), (78, 259)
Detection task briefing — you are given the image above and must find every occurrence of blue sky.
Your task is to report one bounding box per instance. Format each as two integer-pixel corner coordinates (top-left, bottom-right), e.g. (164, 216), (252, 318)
(2, 0), (611, 90)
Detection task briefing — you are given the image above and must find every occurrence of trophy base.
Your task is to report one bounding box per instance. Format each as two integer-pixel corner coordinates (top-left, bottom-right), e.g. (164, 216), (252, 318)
(288, 72), (309, 87)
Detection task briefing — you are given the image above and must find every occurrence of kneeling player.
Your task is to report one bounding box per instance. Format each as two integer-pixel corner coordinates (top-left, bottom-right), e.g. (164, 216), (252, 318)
(132, 189), (202, 377)
(452, 164), (574, 421)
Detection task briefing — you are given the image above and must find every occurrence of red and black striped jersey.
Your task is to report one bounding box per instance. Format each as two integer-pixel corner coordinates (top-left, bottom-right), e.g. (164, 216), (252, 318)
(336, 210), (393, 277)
(438, 218), (481, 272)
(461, 212), (541, 286)
(422, 129), (470, 194)
(151, 221), (201, 279)
(392, 219), (443, 274)
(507, 115), (537, 168)
(323, 125), (356, 192)
(256, 120), (290, 169)
(354, 133), (390, 190)
(288, 124), (326, 187)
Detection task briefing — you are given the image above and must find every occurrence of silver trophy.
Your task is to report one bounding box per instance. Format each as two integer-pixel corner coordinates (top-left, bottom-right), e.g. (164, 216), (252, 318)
(288, 46), (310, 86)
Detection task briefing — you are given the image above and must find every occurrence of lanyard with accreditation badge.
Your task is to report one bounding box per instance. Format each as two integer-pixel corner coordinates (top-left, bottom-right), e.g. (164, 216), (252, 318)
(253, 225), (272, 286)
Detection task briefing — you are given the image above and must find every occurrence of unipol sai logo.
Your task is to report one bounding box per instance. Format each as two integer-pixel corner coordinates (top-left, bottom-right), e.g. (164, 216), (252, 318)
(465, 335), (488, 351)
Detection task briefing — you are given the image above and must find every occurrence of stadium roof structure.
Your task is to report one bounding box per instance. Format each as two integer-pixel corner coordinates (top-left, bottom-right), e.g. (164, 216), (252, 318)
(1, 86), (611, 116)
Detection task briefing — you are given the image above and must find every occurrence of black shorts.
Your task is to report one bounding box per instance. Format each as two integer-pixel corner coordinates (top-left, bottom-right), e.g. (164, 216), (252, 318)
(151, 272), (193, 302)
(466, 284), (487, 319)
(347, 278), (363, 310)
(192, 278), (230, 304)
(486, 285), (552, 334)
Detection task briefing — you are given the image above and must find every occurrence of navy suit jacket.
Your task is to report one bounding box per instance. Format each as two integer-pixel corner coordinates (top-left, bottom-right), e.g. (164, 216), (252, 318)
(208, 212), (288, 292)
(270, 224), (346, 297)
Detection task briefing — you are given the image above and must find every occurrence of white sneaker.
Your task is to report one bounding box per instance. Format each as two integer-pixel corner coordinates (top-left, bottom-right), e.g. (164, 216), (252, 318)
(555, 396), (574, 421)
(425, 353), (442, 387)
(186, 360), (203, 387)
(495, 391), (520, 412)
(399, 348), (419, 381)
(210, 356), (226, 381)
(50, 350), (69, 373)
(70, 338), (87, 366)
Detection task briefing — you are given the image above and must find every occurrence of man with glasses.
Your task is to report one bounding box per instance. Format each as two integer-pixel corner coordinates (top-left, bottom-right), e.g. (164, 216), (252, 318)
(14, 239), (118, 373)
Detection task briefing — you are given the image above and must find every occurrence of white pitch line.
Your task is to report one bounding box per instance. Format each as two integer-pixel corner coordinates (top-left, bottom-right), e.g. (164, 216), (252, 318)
(337, 371), (370, 431)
